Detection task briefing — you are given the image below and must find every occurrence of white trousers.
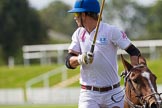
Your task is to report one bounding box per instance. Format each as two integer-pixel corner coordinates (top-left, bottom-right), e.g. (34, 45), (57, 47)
(78, 87), (124, 108)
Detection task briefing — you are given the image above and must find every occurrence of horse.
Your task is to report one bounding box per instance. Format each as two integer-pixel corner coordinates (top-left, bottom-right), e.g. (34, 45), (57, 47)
(120, 55), (162, 108)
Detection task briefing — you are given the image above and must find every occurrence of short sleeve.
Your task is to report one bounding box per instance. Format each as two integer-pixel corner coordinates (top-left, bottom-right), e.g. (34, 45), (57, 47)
(111, 26), (131, 50)
(68, 28), (81, 52)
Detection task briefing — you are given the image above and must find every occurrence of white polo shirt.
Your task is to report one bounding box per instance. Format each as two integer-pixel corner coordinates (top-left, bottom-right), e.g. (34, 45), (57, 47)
(68, 22), (131, 87)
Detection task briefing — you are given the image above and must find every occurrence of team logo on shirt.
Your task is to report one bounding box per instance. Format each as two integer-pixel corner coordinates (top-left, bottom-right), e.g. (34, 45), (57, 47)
(98, 36), (108, 45)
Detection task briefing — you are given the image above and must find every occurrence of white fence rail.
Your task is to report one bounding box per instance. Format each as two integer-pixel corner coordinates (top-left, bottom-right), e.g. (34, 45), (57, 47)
(22, 43), (69, 65)
(26, 66), (67, 89)
(0, 86), (162, 104)
(22, 40), (162, 65)
(0, 88), (24, 104)
(25, 66), (67, 103)
(26, 88), (79, 104)
(117, 40), (162, 59)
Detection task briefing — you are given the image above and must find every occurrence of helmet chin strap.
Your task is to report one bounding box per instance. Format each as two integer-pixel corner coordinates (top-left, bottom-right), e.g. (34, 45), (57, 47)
(81, 17), (84, 28)
(80, 13), (84, 28)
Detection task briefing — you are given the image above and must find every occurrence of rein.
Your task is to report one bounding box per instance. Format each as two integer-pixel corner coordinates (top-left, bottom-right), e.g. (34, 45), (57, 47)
(124, 72), (147, 108)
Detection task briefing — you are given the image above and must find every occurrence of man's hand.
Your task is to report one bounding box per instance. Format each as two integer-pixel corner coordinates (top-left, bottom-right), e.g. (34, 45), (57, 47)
(77, 52), (94, 65)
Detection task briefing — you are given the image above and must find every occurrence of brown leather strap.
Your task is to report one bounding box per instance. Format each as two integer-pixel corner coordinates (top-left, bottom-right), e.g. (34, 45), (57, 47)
(81, 82), (120, 92)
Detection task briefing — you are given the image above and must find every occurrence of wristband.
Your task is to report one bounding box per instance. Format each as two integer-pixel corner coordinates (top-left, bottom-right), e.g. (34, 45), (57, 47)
(77, 54), (83, 65)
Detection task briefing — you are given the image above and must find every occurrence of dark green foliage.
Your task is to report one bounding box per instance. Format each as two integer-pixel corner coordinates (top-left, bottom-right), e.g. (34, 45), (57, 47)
(103, 0), (162, 40)
(145, 1), (162, 39)
(0, 0), (48, 64)
(40, 1), (76, 36)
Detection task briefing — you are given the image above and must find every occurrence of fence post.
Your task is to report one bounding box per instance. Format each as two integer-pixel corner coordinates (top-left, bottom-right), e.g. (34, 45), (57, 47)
(57, 50), (64, 64)
(8, 56), (14, 68)
(150, 46), (156, 60)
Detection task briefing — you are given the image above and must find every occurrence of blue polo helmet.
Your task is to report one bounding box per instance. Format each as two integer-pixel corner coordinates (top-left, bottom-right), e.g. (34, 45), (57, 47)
(68, 0), (100, 14)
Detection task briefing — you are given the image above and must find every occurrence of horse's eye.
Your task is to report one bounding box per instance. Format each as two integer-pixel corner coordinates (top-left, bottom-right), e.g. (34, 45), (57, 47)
(133, 79), (139, 84)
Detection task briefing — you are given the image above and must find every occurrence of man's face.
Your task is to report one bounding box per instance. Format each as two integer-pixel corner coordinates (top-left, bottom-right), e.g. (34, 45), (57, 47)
(74, 13), (82, 27)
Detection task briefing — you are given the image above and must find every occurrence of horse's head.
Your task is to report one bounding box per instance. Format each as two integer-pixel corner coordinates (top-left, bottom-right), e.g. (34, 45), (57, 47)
(121, 55), (162, 108)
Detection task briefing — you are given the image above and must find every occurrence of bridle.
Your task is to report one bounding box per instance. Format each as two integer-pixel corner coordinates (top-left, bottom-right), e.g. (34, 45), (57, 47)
(121, 64), (162, 108)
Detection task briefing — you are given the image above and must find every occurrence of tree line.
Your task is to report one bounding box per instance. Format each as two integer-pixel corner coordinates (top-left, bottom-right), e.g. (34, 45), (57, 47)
(0, 0), (161, 65)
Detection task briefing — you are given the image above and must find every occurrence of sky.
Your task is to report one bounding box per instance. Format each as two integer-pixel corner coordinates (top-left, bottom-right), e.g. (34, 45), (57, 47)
(28, 0), (156, 10)
(28, 0), (75, 10)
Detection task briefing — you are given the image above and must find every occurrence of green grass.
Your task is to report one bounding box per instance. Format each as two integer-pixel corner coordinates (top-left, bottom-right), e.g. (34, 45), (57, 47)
(0, 58), (162, 89)
(0, 104), (77, 108)
(146, 59), (162, 84)
(0, 65), (55, 88)
(0, 64), (79, 88)
(118, 58), (162, 85)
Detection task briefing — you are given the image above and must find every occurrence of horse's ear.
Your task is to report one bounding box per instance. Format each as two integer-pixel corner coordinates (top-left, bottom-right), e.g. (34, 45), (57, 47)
(121, 54), (133, 71)
(138, 56), (147, 66)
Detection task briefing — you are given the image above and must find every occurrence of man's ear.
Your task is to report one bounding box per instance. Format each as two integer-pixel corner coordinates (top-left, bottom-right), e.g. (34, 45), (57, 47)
(81, 13), (86, 19)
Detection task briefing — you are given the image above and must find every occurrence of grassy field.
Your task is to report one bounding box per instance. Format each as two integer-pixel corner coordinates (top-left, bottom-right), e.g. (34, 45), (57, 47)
(0, 64), (79, 88)
(0, 104), (77, 108)
(0, 58), (162, 89)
